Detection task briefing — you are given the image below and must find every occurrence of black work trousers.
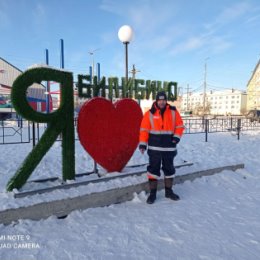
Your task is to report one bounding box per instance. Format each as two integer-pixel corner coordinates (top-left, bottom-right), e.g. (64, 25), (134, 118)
(147, 150), (177, 178)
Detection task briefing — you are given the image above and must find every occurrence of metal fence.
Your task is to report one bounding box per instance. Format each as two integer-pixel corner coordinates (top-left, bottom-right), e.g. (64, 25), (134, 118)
(183, 117), (260, 141)
(0, 119), (30, 144)
(1, 117), (260, 145)
(0, 118), (79, 145)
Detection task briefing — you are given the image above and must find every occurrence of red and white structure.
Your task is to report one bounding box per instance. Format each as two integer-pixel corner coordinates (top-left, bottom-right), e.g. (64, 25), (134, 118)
(0, 57), (52, 112)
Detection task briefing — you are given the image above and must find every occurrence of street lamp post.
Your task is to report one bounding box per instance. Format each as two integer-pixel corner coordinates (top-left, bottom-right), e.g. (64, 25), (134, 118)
(88, 48), (100, 83)
(118, 25), (134, 82)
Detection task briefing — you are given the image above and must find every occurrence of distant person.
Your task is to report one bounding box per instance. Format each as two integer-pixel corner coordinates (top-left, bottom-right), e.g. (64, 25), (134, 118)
(139, 91), (185, 204)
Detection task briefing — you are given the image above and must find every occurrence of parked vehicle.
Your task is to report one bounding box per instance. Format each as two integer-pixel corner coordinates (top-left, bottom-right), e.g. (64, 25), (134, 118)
(246, 110), (260, 122)
(0, 96), (12, 108)
(181, 111), (193, 117)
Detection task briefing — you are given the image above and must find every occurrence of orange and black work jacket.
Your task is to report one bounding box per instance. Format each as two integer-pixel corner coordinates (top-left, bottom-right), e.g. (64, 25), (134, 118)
(139, 102), (185, 153)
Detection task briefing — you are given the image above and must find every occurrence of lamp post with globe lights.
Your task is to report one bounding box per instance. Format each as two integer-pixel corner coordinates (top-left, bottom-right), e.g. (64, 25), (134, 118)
(118, 25), (134, 82)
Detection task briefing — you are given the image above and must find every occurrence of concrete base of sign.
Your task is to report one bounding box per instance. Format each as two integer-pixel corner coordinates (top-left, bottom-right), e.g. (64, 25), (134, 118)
(0, 164), (244, 225)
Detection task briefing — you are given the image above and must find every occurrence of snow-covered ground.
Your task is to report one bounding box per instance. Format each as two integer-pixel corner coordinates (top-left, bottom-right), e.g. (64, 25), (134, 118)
(0, 131), (260, 259)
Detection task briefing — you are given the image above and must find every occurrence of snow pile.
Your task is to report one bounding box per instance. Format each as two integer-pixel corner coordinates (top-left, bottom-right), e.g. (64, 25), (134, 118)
(0, 131), (259, 259)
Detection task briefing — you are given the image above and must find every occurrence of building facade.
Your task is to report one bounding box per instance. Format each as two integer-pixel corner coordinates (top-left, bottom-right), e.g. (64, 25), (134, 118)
(0, 57), (52, 112)
(181, 89), (247, 115)
(247, 60), (260, 110)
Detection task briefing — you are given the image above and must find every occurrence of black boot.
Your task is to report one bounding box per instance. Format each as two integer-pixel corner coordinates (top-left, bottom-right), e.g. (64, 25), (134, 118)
(146, 179), (157, 204)
(164, 178), (180, 201)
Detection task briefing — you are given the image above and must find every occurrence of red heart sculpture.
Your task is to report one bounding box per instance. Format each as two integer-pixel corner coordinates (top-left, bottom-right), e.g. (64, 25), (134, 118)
(77, 98), (143, 172)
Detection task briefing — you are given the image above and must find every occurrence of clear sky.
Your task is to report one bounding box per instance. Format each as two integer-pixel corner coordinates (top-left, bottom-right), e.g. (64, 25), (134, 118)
(1, 0), (260, 94)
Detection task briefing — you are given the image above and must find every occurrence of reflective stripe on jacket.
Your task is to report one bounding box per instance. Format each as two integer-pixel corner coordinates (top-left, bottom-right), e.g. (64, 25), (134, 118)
(139, 102), (185, 152)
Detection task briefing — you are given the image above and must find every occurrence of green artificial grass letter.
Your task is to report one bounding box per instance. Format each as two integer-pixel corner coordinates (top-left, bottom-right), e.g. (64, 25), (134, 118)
(6, 67), (75, 191)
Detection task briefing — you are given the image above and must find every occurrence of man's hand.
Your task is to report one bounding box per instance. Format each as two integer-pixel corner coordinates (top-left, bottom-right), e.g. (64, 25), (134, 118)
(172, 136), (180, 144)
(139, 144), (147, 154)
(139, 148), (145, 154)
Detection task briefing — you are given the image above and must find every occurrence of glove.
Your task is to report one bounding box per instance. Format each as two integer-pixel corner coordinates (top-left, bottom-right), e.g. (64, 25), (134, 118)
(172, 136), (180, 144)
(139, 144), (147, 154)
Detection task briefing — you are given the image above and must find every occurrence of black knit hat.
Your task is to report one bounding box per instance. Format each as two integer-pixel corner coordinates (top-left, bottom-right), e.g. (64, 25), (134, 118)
(156, 91), (167, 101)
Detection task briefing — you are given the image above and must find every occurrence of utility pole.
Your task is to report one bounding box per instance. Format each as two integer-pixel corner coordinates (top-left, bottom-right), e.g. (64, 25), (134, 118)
(45, 49), (50, 114)
(203, 58), (209, 115)
(129, 64), (140, 82)
(186, 84), (190, 111)
(129, 64), (141, 103)
(177, 86), (182, 97)
(89, 48), (100, 176)
(88, 48), (100, 83)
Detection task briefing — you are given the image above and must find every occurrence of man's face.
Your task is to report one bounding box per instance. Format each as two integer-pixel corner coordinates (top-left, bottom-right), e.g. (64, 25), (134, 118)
(157, 99), (167, 109)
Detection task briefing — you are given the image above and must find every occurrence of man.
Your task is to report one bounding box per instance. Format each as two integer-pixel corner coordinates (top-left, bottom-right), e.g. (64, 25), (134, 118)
(139, 91), (185, 204)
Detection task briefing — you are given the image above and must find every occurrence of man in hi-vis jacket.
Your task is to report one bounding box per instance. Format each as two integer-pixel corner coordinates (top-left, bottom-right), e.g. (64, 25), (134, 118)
(139, 91), (185, 204)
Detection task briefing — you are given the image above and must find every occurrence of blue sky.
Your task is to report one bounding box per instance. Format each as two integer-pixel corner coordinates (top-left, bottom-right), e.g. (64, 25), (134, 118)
(0, 0), (260, 94)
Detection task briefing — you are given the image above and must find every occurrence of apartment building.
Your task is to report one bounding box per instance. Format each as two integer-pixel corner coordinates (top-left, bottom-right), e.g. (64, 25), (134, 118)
(181, 89), (247, 115)
(247, 59), (260, 110)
